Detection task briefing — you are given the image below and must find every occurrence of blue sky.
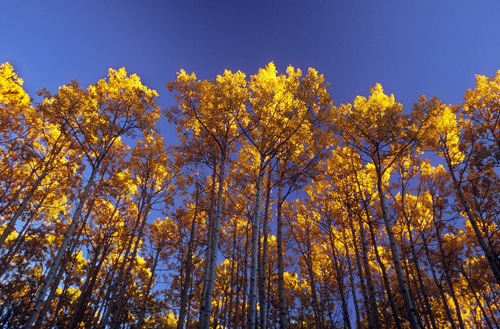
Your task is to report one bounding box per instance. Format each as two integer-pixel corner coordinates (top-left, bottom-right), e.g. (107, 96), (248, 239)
(3, 1), (500, 145)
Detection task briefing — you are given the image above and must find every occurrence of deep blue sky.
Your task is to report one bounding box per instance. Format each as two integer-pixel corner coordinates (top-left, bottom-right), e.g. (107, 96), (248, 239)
(3, 1), (500, 144)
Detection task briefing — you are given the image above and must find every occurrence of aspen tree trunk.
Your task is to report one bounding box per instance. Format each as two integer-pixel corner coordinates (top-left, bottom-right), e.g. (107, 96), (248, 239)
(137, 244), (162, 329)
(358, 214), (381, 329)
(223, 252), (236, 329)
(111, 193), (154, 329)
(308, 245), (324, 329)
(276, 180), (289, 329)
(348, 212), (373, 329)
(328, 234), (352, 329)
(405, 219), (438, 329)
(201, 156), (227, 329)
(401, 242), (426, 329)
(100, 191), (150, 329)
(303, 241), (323, 329)
(97, 248), (124, 328)
(422, 229), (457, 329)
(67, 199), (119, 329)
(34, 238), (76, 328)
(366, 217), (403, 329)
(343, 229), (361, 329)
(355, 162), (401, 329)
(24, 161), (100, 329)
(435, 219), (466, 329)
(199, 168), (217, 328)
(67, 241), (110, 329)
(247, 161), (266, 329)
(227, 241), (237, 329)
(258, 169), (271, 329)
(375, 173), (420, 329)
(186, 281), (195, 329)
(177, 185), (200, 329)
(242, 224), (250, 329)
(35, 202), (95, 329)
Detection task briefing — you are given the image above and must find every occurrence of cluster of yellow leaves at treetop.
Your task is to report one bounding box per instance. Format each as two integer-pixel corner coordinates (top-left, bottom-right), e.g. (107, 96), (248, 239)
(64, 68), (159, 144)
(0, 62), (42, 146)
(337, 84), (405, 147)
(417, 97), (464, 165)
(463, 70), (500, 116)
(168, 69), (246, 140)
(0, 62), (30, 108)
(248, 63), (317, 147)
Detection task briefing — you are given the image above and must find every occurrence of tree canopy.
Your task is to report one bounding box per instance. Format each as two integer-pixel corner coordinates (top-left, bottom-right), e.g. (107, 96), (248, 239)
(1, 61), (500, 329)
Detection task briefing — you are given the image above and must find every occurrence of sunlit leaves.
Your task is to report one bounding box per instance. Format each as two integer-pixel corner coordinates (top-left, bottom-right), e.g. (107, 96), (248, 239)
(2, 61), (500, 329)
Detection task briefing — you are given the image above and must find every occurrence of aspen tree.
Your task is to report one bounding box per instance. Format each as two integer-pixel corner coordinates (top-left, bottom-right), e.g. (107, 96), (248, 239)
(420, 94), (500, 286)
(336, 84), (423, 329)
(24, 68), (160, 329)
(167, 69), (246, 329)
(241, 63), (331, 329)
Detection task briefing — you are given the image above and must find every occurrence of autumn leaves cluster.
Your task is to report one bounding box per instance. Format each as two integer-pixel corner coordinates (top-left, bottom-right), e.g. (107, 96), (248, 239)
(1, 61), (500, 329)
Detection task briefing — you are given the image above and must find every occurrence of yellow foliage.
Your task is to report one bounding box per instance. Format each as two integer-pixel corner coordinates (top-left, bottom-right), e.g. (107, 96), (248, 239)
(0, 62), (30, 108)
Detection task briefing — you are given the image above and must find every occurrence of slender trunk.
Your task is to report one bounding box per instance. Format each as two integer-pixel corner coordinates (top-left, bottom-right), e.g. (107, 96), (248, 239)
(24, 161), (100, 329)
(357, 213), (381, 329)
(259, 169), (271, 329)
(34, 242), (74, 328)
(35, 202), (94, 329)
(348, 212), (372, 328)
(67, 241), (110, 329)
(137, 243), (162, 329)
(178, 185), (200, 329)
(366, 216), (403, 329)
(376, 172), (420, 329)
(100, 189), (150, 329)
(306, 242), (323, 329)
(224, 244), (236, 329)
(276, 179), (288, 329)
(201, 155), (227, 329)
(423, 232), (457, 328)
(435, 220), (466, 329)
(328, 233), (352, 329)
(67, 196), (119, 329)
(96, 239), (127, 328)
(408, 226), (438, 329)
(402, 240), (426, 329)
(247, 160), (265, 329)
(199, 167), (217, 327)
(242, 221), (250, 329)
(110, 199), (151, 329)
(343, 229), (361, 329)
(226, 219), (239, 329)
